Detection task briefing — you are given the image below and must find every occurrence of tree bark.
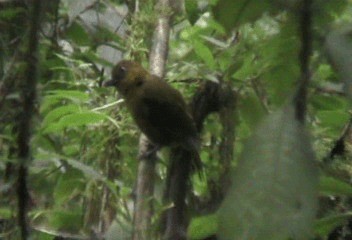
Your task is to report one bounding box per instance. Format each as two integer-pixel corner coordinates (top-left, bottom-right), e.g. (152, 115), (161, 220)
(132, 0), (174, 239)
(294, 0), (312, 123)
(16, 0), (42, 239)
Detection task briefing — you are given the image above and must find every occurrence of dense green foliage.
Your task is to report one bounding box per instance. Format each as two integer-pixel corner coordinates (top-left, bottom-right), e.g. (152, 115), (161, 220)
(1, 0), (352, 239)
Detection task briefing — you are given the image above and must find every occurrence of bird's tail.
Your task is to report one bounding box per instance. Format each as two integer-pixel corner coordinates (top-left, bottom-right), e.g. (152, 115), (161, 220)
(183, 137), (203, 173)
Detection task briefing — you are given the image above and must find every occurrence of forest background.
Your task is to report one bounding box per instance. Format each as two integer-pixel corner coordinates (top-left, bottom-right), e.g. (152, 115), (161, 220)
(1, 0), (352, 239)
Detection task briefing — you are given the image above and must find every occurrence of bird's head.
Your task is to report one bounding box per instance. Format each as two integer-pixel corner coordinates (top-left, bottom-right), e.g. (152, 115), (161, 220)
(103, 60), (147, 95)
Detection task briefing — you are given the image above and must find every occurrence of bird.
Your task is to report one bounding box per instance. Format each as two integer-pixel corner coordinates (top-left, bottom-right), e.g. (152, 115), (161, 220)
(103, 60), (201, 169)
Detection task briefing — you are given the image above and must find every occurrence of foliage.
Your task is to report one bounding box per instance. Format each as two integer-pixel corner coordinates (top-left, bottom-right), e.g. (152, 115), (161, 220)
(0, 0), (352, 239)
(219, 105), (318, 240)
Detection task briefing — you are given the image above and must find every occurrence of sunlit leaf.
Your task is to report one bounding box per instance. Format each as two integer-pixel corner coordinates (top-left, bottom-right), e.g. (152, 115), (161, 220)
(42, 104), (80, 127)
(43, 112), (107, 133)
(316, 110), (350, 129)
(315, 213), (352, 237)
(218, 104), (318, 240)
(311, 95), (348, 111)
(66, 158), (105, 180)
(188, 214), (218, 239)
(319, 176), (352, 197)
(192, 39), (216, 69)
(46, 90), (89, 102)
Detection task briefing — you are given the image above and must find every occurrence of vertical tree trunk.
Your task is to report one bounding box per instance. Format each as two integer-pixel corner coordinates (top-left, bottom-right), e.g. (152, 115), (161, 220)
(16, 0), (42, 239)
(132, 0), (174, 239)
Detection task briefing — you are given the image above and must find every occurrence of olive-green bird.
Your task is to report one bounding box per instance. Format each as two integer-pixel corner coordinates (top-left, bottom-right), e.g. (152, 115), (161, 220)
(103, 60), (201, 166)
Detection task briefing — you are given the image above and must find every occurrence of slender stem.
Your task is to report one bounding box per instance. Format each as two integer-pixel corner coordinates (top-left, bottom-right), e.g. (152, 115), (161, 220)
(295, 0), (313, 123)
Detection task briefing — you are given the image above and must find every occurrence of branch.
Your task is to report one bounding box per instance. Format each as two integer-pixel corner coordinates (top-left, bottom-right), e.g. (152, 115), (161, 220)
(132, 0), (173, 239)
(148, 0), (171, 78)
(16, 0), (42, 238)
(294, 0), (313, 123)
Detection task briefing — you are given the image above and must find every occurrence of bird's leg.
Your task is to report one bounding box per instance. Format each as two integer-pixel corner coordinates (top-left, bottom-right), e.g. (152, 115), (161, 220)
(139, 142), (161, 159)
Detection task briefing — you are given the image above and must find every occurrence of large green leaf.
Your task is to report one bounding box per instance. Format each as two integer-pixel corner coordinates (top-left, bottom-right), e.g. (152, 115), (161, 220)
(320, 176), (352, 197)
(45, 90), (89, 102)
(316, 110), (350, 129)
(42, 104), (80, 127)
(218, 104), (318, 240)
(261, 19), (300, 106)
(192, 39), (216, 69)
(311, 95), (348, 111)
(188, 214), (218, 239)
(43, 112), (107, 133)
(47, 209), (83, 232)
(66, 158), (105, 181)
(66, 22), (91, 46)
(315, 213), (352, 237)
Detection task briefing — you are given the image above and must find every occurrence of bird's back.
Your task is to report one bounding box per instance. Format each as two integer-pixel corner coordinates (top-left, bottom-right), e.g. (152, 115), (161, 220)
(126, 75), (197, 147)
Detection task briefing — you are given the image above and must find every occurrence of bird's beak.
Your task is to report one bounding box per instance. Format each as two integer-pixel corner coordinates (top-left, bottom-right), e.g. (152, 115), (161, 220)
(103, 79), (116, 87)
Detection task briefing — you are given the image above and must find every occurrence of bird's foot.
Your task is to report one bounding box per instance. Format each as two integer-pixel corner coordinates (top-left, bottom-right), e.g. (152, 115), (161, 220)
(139, 144), (161, 159)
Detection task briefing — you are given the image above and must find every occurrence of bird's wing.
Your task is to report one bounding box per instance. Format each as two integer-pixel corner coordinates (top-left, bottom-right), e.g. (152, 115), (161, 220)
(142, 96), (197, 142)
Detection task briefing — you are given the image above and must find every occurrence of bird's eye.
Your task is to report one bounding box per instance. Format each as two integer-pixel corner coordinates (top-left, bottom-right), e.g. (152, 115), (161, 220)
(119, 66), (126, 73)
(113, 65), (127, 81)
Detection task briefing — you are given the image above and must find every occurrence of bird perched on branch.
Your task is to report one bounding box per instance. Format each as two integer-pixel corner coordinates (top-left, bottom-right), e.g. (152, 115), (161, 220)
(103, 60), (201, 168)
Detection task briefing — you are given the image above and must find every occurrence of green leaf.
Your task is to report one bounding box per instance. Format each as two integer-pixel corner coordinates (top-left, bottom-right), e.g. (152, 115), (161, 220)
(185, 0), (200, 25)
(319, 176), (352, 197)
(314, 0), (348, 29)
(0, 207), (12, 219)
(66, 22), (91, 46)
(316, 110), (350, 129)
(48, 210), (83, 232)
(0, 7), (25, 20)
(43, 112), (107, 133)
(66, 158), (105, 180)
(239, 92), (267, 127)
(212, 0), (272, 31)
(311, 95), (348, 111)
(218, 104), (318, 240)
(95, 26), (125, 47)
(46, 90), (89, 102)
(315, 213), (352, 237)
(54, 169), (84, 205)
(192, 39), (216, 69)
(77, 50), (115, 67)
(188, 214), (218, 239)
(42, 104), (80, 127)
